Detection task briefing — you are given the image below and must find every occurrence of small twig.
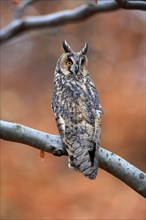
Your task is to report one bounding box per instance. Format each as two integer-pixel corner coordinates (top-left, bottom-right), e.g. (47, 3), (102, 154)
(0, 120), (146, 198)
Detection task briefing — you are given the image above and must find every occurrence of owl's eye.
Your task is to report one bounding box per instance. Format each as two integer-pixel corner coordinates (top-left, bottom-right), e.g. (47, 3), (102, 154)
(66, 60), (72, 66)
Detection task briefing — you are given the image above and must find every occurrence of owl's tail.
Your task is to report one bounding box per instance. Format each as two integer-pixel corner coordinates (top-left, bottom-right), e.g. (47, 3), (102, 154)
(67, 142), (99, 180)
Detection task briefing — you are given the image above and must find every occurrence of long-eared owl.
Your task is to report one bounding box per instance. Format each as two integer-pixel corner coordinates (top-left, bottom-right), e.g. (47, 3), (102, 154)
(52, 41), (103, 179)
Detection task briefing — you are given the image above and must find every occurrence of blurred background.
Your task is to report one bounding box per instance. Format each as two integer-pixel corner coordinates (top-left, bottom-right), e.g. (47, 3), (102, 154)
(1, 0), (145, 219)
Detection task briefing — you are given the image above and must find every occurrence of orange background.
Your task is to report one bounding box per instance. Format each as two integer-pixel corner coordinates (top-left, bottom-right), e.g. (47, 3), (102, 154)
(1, 1), (145, 219)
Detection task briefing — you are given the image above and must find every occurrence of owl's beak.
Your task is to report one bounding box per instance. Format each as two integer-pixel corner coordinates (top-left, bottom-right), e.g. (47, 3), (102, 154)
(71, 64), (79, 75)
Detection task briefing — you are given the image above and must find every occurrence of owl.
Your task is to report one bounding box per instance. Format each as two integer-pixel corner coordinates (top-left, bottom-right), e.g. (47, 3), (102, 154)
(52, 41), (103, 179)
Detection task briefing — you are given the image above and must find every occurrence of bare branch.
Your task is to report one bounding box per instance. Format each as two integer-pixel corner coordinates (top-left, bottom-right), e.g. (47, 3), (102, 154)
(1, 0), (145, 44)
(0, 120), (66, 156)
(0, 1), (120, 44)
(14, 0), (40, 19)
(0, 120), (146, 198)
(115, 0), (146, 10)
(1, 1), (145, 44)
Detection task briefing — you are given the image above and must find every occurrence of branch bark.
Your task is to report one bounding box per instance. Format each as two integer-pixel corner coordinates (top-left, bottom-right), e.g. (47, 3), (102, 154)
(0, 120), (146, 198)
(1, 0), (145, 44)
(115, 0), (146, 10)
(0, 1), (119, 44)
(1, 0), (146, 45)
(14, 0), (40, 19)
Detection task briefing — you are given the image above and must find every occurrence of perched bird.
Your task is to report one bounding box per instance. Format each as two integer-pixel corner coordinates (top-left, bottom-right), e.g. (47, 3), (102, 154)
(52, 41), (103, 179)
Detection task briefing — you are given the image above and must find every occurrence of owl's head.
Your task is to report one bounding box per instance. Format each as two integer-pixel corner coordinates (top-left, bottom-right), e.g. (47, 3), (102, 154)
(58, 40), (89, 78)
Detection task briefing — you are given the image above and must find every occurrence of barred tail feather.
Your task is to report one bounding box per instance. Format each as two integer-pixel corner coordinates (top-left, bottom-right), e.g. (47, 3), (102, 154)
(67, 140), (99, 180)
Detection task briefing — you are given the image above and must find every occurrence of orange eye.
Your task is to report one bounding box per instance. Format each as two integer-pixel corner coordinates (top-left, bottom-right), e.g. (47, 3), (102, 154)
(66, 60), (72, 66)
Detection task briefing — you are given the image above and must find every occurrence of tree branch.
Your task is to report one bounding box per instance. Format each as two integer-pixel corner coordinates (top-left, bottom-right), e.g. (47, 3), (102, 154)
(0, 120), (146, 198)
(1, 0), (145, 44)
(0, 1), (120, 44)
(115, 0), (146, 10)
(14, 0), (40, 19)
(1, 1), (145, 44)
(0, 120), (66, 156)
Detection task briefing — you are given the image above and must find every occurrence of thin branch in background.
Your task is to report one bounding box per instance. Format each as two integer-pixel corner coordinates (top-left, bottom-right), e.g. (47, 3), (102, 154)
(1, 0), (145, 44)
(115, 0), (146, 10)
(0, 1), (119, 44)
(14, 0), (40, 19)
(0, 120), (146, 198)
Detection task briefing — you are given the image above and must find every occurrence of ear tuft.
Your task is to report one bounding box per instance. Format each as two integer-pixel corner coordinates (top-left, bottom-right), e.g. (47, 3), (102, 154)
(62, 40), (72, 53)
(81, 43), (89, 55)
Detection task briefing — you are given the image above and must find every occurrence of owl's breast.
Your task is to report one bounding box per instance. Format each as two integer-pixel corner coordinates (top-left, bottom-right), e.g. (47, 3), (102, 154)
(62, 82), (81, 100)
(58, 82), (96, 125)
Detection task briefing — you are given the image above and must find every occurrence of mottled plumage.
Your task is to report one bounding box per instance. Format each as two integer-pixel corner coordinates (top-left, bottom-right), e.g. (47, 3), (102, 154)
(52, 41), (103, 179)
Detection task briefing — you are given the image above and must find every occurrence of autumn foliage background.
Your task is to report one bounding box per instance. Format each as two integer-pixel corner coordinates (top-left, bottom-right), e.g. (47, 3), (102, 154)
(1, 0), (146, 219)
